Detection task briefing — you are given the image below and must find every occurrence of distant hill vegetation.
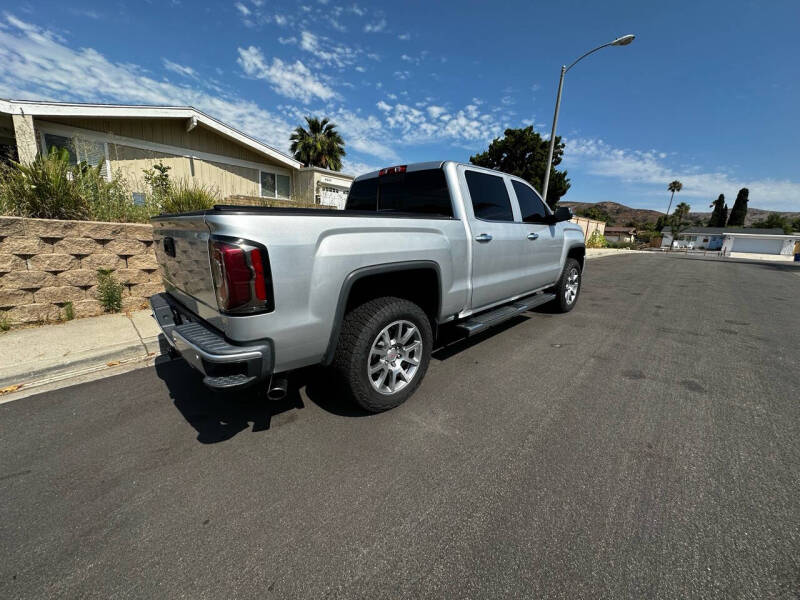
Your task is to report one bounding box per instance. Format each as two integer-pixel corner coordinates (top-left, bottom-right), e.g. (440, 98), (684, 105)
(561, 201), (800, 227)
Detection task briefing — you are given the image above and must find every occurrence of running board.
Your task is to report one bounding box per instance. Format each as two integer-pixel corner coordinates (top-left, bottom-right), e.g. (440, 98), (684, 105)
(455, 293), (556, 337)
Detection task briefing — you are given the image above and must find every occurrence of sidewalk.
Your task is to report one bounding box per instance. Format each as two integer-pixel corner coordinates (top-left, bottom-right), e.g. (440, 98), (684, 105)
(0, 309), (163, 393)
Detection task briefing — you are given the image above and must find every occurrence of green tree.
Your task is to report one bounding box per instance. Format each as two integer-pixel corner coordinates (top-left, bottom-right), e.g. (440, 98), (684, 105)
(792, 217), (800, 233)
(289, 117), (346, 171)
(668, 202), (692, 251)
(708, 194), (728, 227)
(727, 187), (749, 227)
(469, 126), (570, 209)
(576, 205), (610, 222)
(752, 213), (793, 234)
(665, 180), (683, 215)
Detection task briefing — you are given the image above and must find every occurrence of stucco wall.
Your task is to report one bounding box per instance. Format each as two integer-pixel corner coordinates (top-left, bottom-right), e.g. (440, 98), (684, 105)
(0, 217), (162, 326)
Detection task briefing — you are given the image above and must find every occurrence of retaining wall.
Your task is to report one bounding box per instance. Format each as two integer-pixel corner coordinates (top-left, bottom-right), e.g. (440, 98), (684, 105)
(0, 217), (162, 325)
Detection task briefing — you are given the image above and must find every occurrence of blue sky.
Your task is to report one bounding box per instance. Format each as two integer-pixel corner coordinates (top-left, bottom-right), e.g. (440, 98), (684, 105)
(1, 0), (798, 211)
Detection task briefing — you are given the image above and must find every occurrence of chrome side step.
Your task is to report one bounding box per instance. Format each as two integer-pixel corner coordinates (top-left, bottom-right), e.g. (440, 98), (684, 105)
(455, 293), (556, 337)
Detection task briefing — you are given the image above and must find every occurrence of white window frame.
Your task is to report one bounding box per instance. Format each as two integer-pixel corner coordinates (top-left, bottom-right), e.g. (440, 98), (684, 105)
(260, 170), (291, 200)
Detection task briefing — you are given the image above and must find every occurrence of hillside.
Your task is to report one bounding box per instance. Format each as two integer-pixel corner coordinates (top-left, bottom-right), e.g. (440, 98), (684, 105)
(561, 201), (800, 227)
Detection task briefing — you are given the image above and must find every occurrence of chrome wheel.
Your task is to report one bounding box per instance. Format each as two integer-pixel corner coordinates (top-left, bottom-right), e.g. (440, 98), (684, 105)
(565, 267), (580, 305)
(367, 320), (423, 395)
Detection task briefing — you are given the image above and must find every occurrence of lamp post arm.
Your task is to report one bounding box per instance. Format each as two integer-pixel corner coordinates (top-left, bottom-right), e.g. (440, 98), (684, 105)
(565, 41), (616, 73)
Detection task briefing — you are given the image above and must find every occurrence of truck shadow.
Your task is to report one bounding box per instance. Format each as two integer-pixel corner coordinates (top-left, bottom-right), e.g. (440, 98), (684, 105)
(154, 358), (306, 443)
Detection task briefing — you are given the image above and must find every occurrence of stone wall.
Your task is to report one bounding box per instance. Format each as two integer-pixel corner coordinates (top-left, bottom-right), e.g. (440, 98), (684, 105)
(0, 217), (162, 325)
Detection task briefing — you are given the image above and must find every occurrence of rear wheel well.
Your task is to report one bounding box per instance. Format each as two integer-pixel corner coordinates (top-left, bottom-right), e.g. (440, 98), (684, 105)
(567, 246), (585, 271)
(345, 267), (440, 325)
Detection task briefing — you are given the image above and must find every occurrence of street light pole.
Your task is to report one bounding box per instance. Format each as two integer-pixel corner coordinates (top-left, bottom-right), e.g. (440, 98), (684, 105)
(540, 34), (635, 203)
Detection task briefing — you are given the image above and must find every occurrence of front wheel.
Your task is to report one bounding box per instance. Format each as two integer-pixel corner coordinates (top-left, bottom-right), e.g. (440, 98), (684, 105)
(332, 296), (433, 413)
(551, 258), (582, 313)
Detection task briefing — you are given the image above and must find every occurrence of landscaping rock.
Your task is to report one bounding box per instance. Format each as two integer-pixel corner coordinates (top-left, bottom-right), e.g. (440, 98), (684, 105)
(124, 224), (154, 242)
(0, 217), (25, 237)
(28, 254), (78, 272)
(5, 303), (61, 324)
(0, 288), (34, 308)
(0, 254), (26, 273)
(72, 299), (105, 318)
(56, 269), (99, 287)
(82, 254), (123, 270)
(126, 254), (159, 270)
(76, 221), (126, 240)
(34, 286), (86, 304)
(53, 237), (102, 255)
(104, 238), (147, 256)
(1, 270), (57, 290)
(1, 236), (51, 255)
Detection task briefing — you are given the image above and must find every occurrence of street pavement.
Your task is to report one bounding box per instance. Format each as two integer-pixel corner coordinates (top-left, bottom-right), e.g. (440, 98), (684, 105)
(1, 254), (798, 599)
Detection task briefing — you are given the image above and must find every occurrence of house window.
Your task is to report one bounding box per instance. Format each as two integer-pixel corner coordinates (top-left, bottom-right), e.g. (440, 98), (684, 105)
(260, 170), (291, 199)
(43, 133), (109, 179)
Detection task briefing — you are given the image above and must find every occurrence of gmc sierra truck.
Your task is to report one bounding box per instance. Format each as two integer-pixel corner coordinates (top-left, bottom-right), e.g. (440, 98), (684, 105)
(149, 161), (585, 412)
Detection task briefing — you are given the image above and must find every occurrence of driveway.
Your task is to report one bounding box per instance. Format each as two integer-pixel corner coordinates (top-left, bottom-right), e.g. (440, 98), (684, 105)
(1, 254), (798, 599)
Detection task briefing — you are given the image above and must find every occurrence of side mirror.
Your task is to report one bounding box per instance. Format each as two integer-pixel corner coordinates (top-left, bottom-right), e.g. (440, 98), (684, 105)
(552, 206), (573, 223)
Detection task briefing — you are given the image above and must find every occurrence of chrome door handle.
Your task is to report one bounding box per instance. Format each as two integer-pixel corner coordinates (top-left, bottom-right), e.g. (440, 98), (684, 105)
(527, 232), (539, 240)
(474, 233), (493, 243)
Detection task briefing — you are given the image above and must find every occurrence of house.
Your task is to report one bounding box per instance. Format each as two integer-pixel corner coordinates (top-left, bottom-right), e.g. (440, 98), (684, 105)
(0, 98), (354, 205)
(661, 226), (800, 257)
(603, 226), (636, 243)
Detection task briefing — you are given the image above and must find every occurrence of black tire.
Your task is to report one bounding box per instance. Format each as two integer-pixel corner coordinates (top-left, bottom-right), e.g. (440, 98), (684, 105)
(551, 258), (582, 313)
(332, 296), (433, 413)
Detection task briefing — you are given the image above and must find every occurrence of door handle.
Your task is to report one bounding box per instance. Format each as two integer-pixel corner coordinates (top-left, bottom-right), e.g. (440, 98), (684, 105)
(474, 233), (493, 243)
(527, 232), (539, 240)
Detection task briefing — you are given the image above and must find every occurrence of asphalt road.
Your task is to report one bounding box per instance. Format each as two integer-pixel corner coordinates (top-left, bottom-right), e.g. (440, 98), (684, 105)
(2, 254), (799, 599)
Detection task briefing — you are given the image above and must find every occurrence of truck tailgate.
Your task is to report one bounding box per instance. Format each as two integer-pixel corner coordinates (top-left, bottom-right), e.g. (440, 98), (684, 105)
(151, 215), (221, 323)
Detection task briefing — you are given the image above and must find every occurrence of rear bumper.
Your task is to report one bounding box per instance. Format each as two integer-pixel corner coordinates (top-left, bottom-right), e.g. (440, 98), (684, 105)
(150, 293), (273, 390)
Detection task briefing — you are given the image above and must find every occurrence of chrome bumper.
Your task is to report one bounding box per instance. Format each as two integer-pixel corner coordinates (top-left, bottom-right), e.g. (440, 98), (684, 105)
(150, 293), (273, 390)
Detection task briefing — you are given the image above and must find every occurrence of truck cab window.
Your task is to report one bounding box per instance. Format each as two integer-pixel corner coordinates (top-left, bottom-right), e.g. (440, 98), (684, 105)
(465, 171), (514, 222)
(511, 180), (549, 223)
(345, 168), (453, 217)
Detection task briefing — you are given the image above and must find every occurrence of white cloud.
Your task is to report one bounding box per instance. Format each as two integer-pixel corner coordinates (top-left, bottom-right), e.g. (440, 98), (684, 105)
(349, 4), (366, 16)
(0, 15), (294, 152)
(234, 2), (250, 16)
(364, 19), (386, 33)
(296, 31), (360, 68)
(162, 59), (197, 79)
(237, 46), (336, 103)
(398, 32), (410, 41)
(565, 138), (800, 211)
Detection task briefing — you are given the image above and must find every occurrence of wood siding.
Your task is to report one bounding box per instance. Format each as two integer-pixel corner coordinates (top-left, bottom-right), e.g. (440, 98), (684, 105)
(40, 117), (287, 168)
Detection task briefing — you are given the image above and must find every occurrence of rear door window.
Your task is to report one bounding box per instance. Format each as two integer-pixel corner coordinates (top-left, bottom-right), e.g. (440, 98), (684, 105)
(511, 180), (549, 223)
(465, 171), (514, 222)
(345, 168), (453, 217)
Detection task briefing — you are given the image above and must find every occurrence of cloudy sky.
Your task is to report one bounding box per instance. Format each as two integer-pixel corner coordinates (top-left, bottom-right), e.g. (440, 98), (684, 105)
(1, 0), (798, 211)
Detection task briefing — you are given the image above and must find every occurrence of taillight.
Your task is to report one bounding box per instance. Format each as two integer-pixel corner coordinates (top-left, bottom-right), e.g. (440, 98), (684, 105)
(379, 165), (407, 176)
(209, 239), (273, 313)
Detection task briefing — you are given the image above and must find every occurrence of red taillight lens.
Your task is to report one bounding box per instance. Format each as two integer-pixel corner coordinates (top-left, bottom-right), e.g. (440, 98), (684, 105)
(210, 240), (272, 313)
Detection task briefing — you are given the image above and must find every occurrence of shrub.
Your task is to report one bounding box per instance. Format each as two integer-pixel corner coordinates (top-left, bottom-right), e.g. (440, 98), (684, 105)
(0, 312), (10, 332)
(96, 269), (123, 313)
(63, 302), (75, 321)
(0, 148), (89, 220)
(160, 182), (218, 214)
(586, 231), (608, 248)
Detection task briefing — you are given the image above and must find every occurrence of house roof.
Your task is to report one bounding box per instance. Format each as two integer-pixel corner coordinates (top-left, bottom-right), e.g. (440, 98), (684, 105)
(662, 226), (784, 236)
(0, 98), (302, 170)
(604, 226), (636, 234)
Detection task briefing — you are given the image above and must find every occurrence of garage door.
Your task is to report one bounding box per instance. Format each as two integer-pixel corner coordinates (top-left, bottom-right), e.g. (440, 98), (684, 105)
(731, 237), (783, 254)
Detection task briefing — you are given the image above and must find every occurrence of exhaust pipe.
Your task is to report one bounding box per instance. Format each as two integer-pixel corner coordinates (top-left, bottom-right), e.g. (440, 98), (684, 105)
(267, 376), (288, 401)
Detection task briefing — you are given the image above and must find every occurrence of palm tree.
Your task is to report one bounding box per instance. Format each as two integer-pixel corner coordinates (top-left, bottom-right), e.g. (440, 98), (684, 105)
(289, 117), (346, 171)
(665, 180), (683, 216)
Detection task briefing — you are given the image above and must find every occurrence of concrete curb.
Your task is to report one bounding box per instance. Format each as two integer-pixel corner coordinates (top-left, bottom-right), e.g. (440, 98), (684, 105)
(0, 310), (167, 394)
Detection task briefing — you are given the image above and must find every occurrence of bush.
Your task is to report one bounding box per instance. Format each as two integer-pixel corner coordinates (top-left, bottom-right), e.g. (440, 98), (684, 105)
(160, 182), (218, 214)
(586, 231), (608, 248)
(0, 312), (10, 332)
(607, 241), (638, 249)
(96, 269), (123, 313)
(0, 148), (89, 220)
(63, 301), (75, 321)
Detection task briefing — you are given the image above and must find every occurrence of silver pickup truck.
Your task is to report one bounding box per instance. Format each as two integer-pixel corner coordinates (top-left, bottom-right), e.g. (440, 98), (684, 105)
(149, 161), (585, 412)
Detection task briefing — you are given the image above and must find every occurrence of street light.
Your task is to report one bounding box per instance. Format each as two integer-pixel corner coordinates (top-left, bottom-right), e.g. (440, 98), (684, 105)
(540, 34), (636, 202)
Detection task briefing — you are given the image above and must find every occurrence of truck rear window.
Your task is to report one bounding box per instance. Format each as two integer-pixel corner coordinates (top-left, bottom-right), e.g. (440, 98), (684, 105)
(345, 168), (453, 217)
